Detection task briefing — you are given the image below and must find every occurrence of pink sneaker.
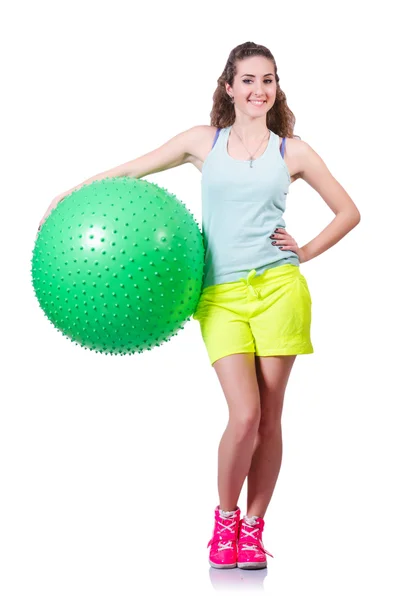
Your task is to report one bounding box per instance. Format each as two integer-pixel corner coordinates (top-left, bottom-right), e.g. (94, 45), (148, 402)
(207, 505), (241, 569)
(237, 515), (274, 569)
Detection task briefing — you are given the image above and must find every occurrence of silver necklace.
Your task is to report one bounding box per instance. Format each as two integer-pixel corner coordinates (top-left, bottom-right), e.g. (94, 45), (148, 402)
(231, 126), (271, 168)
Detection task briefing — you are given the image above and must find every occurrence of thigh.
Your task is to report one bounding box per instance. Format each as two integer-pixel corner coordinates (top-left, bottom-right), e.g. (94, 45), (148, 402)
(193, 286), (255, 367)
(214, 353), (261, 425)
(255, 355), (296, 425)
(250, 267), (313, 356)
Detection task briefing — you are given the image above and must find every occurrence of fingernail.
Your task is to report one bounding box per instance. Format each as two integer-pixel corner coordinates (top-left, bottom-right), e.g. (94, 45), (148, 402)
(272, 241), (277, 245)
(279, 246), (284, 249)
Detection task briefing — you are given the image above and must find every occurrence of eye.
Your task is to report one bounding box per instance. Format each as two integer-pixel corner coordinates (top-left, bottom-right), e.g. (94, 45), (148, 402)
(243, 79), (273, 84)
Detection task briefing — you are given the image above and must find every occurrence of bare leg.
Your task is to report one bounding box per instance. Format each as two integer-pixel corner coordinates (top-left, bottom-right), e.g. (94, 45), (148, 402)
(217, 420), (259, 512)
(246, 355), (296, 518)
(246, 425), (283, 518)
(213, 353), (261, 512)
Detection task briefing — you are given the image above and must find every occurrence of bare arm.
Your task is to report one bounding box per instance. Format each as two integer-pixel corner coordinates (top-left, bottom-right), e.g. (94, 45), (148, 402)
(37, 126), (204, 230)
(296, 140), (361, 262)
(123, 126), (203, 178)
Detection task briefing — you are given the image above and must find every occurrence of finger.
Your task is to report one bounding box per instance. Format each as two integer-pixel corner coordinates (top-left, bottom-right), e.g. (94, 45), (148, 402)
(272, 235), (292, 244)
(280, 246), (298, 254)
(273, 230), (292, 238)
(280, 236), (296, 246)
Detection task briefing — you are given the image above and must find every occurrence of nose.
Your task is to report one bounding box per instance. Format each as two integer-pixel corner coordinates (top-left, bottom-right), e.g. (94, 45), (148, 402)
(254, 84), (266, 96)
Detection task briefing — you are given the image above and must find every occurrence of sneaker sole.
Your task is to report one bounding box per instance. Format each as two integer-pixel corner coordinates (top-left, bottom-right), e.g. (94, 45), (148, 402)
(209, 560), (237, 569)
(237, 561), (267, 569)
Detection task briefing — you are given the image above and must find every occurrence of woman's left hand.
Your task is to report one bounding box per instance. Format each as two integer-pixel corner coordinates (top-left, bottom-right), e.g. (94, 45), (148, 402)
(270, 228), (307, 263)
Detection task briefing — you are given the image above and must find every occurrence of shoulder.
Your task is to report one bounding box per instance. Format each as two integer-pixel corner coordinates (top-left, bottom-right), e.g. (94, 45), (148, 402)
(184, 125), (220, 164)
(279, 135), (304, 154)
(185, 124), (219, 147)
(286, 138), (327, 181)
(189, 124), (219, 136)
(285, 137), (320, 163)
(280, 137), (312, 179)
(286, 137), (339, 193)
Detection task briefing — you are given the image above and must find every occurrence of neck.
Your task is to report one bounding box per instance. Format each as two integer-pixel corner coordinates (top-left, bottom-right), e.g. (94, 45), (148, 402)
(232, 119), (269, 143)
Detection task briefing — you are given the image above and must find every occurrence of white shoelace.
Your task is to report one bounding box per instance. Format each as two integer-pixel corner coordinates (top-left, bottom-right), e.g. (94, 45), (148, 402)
(239, 518), (274, 558)
(208, 509), (238, 549)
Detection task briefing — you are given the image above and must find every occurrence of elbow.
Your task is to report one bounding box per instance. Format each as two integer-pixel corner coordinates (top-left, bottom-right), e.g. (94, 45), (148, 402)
(345, 208), (361, 227)
(337, 208), (361, 232)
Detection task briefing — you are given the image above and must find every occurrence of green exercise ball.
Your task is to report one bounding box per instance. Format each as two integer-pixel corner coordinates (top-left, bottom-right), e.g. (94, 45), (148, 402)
(31, 177), (204, 355)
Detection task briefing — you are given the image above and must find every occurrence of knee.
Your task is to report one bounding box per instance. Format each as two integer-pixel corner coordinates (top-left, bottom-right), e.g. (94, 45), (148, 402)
(258, 409), (283, 435)
(257, 419), (281, 436)
(229, 410), (261, 440)
(258, 392), (284, 435)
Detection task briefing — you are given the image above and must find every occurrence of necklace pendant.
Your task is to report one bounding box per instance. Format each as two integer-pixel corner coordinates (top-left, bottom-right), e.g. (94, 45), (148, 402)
(250, 159), (253, 168)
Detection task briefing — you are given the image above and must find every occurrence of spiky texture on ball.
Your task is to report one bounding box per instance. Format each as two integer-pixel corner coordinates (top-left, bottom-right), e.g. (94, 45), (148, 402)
(31, 177), (204, 355)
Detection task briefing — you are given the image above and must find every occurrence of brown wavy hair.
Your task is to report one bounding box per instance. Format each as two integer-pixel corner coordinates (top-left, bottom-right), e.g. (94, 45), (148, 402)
(209, 41), (301, 139)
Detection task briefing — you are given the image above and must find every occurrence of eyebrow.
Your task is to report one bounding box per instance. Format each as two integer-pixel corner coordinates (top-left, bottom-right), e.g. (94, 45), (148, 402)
(241, 73), (274, 77)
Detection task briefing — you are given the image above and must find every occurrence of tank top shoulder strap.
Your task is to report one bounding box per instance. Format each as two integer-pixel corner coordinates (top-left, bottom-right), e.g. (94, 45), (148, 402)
(211, 127), (221, 149)
(280, 136), (286, 158)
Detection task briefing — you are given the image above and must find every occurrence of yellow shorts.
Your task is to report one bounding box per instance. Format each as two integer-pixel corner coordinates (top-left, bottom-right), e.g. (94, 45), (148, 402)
(193, 264), (314, 366)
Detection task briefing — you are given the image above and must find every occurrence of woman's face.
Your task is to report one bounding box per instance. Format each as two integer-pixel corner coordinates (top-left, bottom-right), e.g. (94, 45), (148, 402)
(225, 56), (277, 117)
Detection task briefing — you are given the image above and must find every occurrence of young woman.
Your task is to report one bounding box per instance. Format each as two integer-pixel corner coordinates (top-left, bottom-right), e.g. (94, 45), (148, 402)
(38, 42), (360, 571)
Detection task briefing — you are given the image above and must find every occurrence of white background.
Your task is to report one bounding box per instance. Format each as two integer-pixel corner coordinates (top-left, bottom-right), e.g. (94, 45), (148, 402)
(1, 1), (396, 598)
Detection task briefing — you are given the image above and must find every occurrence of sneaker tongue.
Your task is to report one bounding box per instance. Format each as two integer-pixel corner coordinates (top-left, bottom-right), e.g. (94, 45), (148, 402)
(244, 515), (260, 526)
(220, 509), (237, 518)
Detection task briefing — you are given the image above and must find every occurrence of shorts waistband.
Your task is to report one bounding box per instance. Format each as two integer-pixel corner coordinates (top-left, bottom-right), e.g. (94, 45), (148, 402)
(201, 264), (300, 297)
(239, 269), (261, 299)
